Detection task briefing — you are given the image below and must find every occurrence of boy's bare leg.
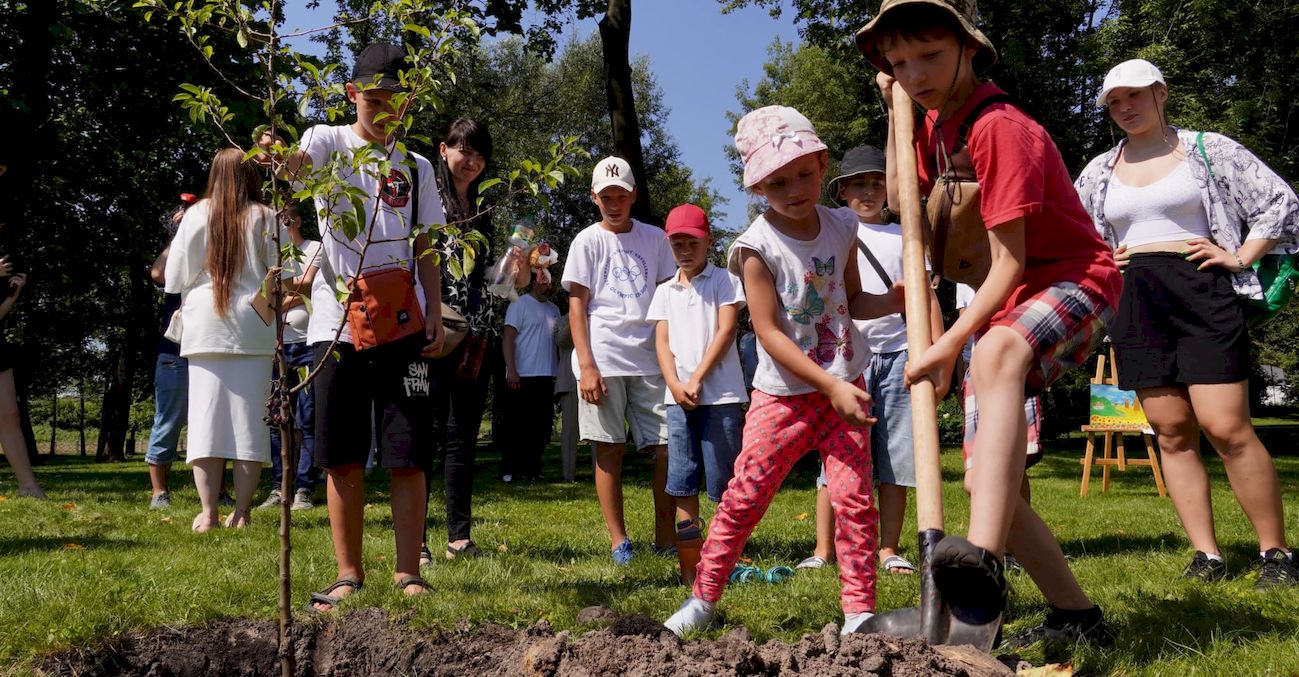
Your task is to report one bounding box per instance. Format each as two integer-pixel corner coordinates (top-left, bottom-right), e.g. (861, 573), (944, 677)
(675, 493), (701, 585)
(314, 463), (365, 611)
(651, 444), (675, 549)
(594, 441), (628, 547)
(390, 467), (429, 595)
(965, 328), (1033, 554)
(877, 482), (910, 571)
(813, 487), (836, 561)
(1005, 494), (1091, 610)
(148, 463), (171, 497)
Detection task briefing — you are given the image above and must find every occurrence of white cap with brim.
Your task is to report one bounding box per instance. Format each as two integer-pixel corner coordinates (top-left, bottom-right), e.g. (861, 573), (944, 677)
(1096, 59), (1165, 108)
(591, 156), (636, 194)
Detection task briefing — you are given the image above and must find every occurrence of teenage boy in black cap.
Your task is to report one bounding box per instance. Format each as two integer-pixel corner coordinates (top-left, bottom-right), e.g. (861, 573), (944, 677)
(259, 42), (445, 612)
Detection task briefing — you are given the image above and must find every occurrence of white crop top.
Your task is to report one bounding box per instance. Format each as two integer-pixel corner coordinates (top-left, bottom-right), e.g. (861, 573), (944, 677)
(1103, 161), (1210, 248)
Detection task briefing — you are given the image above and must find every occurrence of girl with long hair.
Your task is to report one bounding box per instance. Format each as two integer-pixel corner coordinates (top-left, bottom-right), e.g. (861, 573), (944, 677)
(165, 147), (278, 532)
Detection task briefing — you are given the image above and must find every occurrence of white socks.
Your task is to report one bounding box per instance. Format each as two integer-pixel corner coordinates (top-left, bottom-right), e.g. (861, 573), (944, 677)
(664, 596), (716, 637)
(842, 611), (875, 634)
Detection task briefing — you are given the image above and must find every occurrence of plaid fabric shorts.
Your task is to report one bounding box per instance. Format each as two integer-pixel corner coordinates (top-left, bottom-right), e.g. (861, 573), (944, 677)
(961, 282), (1113, 469)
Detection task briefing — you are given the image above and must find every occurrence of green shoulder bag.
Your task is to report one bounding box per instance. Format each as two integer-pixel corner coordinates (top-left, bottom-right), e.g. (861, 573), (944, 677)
(1197, 132), (1298, 326)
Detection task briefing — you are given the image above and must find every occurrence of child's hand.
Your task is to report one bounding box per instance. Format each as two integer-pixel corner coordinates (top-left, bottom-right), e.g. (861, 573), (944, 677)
(506, 367), (522, 391)
(904, 338), (958, 393)
(8, 273), (25, 293)
(669, 381), (697, 409)
(579, 365), (606, 404)
(829, 380), (876, 427)
(886, 281), (906, 315)
(876, 72), (896, 109)
(682, 377), (702, 406)
(0, 256), (11, 277)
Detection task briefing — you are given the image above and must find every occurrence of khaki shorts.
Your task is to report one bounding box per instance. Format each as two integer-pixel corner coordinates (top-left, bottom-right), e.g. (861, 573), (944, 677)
(578, 374), (668, 450)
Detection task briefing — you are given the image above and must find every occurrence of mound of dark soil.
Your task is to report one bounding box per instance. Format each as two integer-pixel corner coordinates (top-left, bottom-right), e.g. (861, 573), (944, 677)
(42, 608), (1012, 676)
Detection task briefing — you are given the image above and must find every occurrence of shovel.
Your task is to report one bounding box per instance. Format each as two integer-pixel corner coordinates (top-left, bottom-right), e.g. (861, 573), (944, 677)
(853, 82), (1002, 652)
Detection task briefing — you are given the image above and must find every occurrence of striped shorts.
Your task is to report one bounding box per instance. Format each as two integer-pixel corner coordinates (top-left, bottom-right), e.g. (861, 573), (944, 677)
(961, 282), (1113, 469)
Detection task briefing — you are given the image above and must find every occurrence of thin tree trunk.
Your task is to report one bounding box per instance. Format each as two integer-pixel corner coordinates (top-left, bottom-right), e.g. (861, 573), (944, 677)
(598, 0), (654, 223)
(96, 349), (130, 463)
(49, 389), (57, 456)
(79, 382), (86, 456)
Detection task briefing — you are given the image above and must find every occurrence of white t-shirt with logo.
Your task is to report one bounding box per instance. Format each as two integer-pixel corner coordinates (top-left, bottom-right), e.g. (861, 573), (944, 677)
(561, 219), (676, 377)
(646, 263), (749, 405)
(299, 124), (442, 345)
(854, 221), (910, 355)
(727, 205), (869, 396)
(504, 294), (561, 378)
(282, 239), (321, 345)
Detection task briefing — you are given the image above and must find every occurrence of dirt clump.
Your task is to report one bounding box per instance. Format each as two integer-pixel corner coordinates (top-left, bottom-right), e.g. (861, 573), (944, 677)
(42, 608), (1009, 676)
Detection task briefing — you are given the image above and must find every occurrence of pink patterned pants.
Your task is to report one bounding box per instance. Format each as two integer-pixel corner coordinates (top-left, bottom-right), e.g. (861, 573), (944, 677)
(692, 379), (878, 613)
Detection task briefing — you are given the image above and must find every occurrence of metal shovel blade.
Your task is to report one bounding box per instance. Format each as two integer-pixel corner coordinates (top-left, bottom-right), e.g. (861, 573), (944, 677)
(854, 529), (1003, 653)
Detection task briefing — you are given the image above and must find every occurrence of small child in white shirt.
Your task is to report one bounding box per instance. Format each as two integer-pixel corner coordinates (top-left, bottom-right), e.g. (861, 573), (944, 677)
(646, 204), (748, 586)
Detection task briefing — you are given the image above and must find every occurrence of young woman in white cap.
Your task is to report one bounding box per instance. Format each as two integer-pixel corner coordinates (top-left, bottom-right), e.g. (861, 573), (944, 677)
(1076, 58), (1299, 588)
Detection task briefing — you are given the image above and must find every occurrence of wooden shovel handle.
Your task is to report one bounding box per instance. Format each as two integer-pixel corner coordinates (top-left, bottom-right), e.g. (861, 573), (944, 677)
(891, 83), (944, 533)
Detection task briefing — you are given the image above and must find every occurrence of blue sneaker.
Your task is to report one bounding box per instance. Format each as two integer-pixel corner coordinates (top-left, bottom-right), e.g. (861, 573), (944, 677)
(612, 538), (634, 566)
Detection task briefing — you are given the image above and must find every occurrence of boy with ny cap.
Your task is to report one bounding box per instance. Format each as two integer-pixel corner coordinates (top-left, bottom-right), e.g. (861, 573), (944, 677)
(562, 157), (677, 565)
(258, 42), (446, 611)
(646, 204), (748, 585)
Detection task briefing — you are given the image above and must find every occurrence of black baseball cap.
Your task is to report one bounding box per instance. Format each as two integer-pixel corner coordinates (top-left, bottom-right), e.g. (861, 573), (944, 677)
(352, 42), (409, 93)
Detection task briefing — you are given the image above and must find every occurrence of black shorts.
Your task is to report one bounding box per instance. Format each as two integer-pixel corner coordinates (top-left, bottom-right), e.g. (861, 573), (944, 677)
(0, 338), (14, 373)
(312, 334), (433, 470)
(1110, 253), (1251, 390)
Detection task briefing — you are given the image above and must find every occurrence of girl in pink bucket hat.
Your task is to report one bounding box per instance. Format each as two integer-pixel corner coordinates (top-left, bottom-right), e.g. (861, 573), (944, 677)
(664, 105), (904, 636)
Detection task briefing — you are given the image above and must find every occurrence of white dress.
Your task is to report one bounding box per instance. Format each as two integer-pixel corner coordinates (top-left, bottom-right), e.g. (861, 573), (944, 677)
(164, 200), (278, 464)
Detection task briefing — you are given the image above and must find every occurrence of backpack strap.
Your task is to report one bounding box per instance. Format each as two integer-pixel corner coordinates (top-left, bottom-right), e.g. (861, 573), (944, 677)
(856, 238), (894, 288)
(955, 93), (1015, 148)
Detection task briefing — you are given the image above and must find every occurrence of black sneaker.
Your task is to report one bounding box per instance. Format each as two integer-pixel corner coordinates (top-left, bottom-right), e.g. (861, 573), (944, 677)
(931, 535), (1006, 624)
(1004, 605), (1116, 651)
(1182, 551), (1227, 582)
(1254, 548), (1299, 589)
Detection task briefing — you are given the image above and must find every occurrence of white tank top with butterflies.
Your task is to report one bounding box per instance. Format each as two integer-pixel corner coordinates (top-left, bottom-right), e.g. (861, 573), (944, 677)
(727, 205), (869, 396)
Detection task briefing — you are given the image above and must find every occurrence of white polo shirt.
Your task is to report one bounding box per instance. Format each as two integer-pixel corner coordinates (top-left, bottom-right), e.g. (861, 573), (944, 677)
(646, 263), (749, 405)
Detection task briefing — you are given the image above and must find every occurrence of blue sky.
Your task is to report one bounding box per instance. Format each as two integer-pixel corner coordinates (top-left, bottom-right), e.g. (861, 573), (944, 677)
(281, 2), (802, 228)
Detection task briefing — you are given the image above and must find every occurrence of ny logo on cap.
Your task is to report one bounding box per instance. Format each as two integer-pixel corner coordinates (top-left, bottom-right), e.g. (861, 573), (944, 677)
(605, 164), (621, 178)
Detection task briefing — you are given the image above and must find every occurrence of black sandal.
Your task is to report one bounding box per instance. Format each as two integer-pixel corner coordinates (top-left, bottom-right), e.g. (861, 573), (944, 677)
(445, 541), (480, 560)
(305, 576), (362, 614)
(395, 574), (434, 595)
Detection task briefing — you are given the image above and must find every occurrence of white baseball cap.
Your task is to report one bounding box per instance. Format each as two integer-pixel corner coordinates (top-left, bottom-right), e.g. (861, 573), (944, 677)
(591, 156), (635, 194)
(1096, 59), (1165, 108)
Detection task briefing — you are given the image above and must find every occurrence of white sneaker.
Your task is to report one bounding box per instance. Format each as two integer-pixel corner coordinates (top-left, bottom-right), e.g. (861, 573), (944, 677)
(663, 596), (715, 637)
(841, 611), (875, 634)
(290, 488), (313, 511)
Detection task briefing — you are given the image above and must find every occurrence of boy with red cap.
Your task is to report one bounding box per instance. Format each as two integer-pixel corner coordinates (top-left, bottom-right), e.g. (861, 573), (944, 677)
(646, 204), (748, 586)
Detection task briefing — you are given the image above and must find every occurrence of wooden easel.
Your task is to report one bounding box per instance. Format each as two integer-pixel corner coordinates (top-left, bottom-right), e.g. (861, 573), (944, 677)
(1079, 348), (1167, 497)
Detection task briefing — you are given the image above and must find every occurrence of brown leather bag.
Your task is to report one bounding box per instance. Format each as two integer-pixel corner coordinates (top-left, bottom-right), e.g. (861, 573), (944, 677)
(925, 93), (1014, 287)
(346, 267), (425, 350)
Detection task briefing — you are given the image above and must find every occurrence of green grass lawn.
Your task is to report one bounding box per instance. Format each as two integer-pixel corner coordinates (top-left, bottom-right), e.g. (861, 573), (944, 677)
(2, 431), (1298, 676)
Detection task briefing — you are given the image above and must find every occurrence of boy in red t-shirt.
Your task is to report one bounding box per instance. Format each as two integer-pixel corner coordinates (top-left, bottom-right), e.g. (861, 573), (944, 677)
(857, 0), (1122, 649)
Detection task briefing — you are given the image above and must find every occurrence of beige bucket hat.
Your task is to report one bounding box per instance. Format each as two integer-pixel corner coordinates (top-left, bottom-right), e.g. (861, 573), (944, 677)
(855, 0), (997, 75)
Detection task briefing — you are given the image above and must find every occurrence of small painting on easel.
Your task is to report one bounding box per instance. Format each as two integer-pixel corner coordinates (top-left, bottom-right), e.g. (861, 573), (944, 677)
(1089, 384), (1152, 433)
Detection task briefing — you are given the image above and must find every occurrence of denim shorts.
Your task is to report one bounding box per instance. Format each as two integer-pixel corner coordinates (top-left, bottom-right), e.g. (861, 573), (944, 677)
(867, 350), (916, 487)
(145, 353), (189, 465)
(665, 402), (743, 503)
